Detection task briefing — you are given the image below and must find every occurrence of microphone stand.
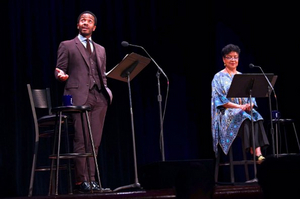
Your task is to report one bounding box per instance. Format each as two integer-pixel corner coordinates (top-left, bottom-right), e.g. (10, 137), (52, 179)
(126, 42), (169, 161)
(248, 88), (258, 182)
(267, 86), (276, 156)
(156, 70), (165, 161)
(256, 66), (279, 158)
(245, 79), (258, 183)
(145, 52), (169, 162)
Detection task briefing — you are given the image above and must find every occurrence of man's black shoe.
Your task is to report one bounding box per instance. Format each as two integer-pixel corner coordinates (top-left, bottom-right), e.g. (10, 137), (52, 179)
(91, 181), (112, 192)
(91, 181), (101, 191)
(74, 181), (91, 193)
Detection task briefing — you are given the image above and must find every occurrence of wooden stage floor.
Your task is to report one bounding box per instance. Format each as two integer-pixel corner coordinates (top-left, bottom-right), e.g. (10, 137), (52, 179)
(4, 183), (264, 199)
(4, 155), (300, 199)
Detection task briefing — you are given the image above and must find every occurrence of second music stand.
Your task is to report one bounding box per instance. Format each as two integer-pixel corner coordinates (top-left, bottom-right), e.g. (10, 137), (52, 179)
(106, 52), (151, 191)
(227, 73), (277, 182)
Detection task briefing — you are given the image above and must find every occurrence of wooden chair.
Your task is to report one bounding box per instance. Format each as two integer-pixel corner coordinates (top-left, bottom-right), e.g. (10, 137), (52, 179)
(27, 84), (72, 197)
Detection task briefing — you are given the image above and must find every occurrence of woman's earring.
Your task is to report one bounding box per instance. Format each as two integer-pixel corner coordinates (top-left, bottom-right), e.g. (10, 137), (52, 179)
(224, 63), (226, 66)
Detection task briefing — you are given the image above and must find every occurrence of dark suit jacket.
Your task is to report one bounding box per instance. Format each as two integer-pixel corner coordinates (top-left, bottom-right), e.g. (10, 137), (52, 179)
(55, 36), (113, 105)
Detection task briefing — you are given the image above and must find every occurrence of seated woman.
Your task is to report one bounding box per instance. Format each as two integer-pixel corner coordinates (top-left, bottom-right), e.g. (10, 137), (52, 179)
(211, 43), (269, 163)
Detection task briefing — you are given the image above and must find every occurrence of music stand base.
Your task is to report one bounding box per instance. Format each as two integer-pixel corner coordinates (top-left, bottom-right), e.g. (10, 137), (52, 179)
(113, 182), (142, 192)
(99, 188), (113, 193)
(245, 178), (258, 183)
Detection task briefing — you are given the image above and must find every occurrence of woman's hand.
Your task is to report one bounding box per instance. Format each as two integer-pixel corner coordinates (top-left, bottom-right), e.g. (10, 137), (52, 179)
(240, 103), (252, 111)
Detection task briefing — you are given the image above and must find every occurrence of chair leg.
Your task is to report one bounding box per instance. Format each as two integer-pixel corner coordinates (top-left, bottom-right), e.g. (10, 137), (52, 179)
(49, 112), (59, 196)
(28, 141), (39, 197)
(53, 111), (64, 195)
(292, 122), (300, 153)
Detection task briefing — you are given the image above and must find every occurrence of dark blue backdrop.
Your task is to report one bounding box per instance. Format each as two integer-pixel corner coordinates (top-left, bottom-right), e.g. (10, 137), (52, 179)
(2, 0), (300, 197)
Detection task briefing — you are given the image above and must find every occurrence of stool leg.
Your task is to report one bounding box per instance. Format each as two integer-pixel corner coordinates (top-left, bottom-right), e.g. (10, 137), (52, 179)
(274, 122), (280, 156)
(277, 122), (282, 154)
(80, 112), (92, 191)
(55, 111), (63, 195)
(214, 150), (220, 183)
(283, 124), (289, 153)
(292, 122), (300, 153)
(229, 148), (234, 183)
(64, 117), (73, 194)
(241, 148), (249, 181)
(85, 110), (102, 190)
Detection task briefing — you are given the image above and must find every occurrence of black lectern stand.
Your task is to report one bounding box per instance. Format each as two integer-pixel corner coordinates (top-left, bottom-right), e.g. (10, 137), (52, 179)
(106, 52), (151, 191)
(227, 73), (277, 182)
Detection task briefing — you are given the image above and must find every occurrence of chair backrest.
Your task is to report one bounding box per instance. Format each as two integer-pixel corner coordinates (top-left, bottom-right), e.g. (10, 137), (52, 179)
(27, 84), (52, 114)
(27, 84), (54, 140)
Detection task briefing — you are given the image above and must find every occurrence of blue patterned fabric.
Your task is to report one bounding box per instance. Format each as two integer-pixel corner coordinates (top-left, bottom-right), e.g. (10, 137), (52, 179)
(211, 70), (263, 156)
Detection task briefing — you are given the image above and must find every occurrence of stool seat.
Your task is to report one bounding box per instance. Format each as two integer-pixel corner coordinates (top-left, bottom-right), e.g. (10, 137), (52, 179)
(52, 105), (91, 113)
(272, 118), (294, 123)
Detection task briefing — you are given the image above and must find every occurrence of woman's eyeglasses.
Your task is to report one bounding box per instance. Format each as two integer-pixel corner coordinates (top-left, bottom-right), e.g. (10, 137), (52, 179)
(225, 56), (239, 60)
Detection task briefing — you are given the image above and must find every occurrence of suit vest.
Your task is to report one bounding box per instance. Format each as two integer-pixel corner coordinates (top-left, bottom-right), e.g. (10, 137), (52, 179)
(86, 46), (102, 90)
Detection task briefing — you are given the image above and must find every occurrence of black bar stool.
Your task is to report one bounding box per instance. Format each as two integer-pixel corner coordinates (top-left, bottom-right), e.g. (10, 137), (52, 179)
(49, 105), (102, 195)
(272, 118), (300, 155)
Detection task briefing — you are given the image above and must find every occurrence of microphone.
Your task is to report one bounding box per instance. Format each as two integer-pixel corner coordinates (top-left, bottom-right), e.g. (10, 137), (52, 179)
(121, 41), (169, 82)
(249, 63), (277, 99)
(121, 41), (129, 47)
(249, 63), (260, 68)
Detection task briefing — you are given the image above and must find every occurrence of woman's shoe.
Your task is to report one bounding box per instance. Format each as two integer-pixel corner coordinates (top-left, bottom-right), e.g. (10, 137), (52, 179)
(256, 155), (265, 164)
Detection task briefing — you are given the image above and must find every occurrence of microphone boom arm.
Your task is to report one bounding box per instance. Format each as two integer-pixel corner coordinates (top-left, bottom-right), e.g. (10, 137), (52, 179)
(131, 44), (169, 82)
(256, 66), (277, 101)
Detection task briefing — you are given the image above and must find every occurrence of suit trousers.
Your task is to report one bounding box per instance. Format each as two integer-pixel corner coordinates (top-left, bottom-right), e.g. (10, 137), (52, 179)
(72, 87), (108, 182)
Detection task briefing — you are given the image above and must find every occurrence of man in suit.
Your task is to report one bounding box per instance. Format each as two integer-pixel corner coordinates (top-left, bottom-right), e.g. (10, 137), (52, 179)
(54, 11), (113, 193)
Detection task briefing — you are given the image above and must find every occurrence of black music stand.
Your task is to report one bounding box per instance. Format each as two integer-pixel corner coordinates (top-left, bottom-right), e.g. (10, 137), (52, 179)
(106, 52), (151, 191)
(227, 73), (277, 182)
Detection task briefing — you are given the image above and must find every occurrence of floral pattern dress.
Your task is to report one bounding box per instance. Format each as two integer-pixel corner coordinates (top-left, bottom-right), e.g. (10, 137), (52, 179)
(211, 70), (264, 156)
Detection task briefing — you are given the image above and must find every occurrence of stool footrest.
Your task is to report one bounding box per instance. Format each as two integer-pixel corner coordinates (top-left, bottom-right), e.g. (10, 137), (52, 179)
(49, 153), (93, 159)
(35, 164), (72, 171)
(219, 160), (254, 166)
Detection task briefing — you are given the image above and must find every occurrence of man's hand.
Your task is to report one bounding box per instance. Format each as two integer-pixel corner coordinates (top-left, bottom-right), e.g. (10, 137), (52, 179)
(56, 68), (69, 81)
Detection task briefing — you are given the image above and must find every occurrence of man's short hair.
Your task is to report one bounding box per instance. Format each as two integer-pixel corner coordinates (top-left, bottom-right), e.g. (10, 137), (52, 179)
(77, 11), (97, 26)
